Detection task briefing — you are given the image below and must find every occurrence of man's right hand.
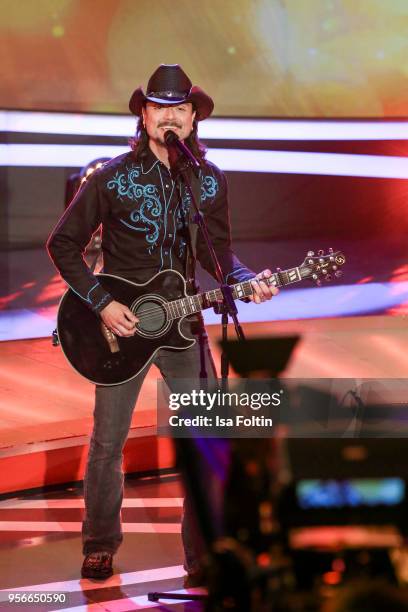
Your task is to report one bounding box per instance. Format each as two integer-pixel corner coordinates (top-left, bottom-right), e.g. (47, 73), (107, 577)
(100, 301), (139, 337)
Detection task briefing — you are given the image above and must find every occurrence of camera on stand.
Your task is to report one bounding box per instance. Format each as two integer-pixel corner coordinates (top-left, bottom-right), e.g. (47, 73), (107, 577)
(175, 337), (408, 611)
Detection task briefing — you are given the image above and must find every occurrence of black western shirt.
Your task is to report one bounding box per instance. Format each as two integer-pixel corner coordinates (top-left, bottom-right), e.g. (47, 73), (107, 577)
(47, 148), (254, 313)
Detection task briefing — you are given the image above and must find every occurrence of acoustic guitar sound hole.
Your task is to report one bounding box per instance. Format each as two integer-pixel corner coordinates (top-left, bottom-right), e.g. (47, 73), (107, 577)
(132, 296), (170, 338)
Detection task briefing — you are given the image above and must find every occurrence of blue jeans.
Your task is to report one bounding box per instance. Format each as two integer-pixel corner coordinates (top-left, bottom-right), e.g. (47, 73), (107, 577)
(82, 319), (216, 573)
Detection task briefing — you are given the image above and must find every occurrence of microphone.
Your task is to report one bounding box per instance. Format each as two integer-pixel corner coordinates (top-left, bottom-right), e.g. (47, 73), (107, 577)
(164, 130), (201, 177)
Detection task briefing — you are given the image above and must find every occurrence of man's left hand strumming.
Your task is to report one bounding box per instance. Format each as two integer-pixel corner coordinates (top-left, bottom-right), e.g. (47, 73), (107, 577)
(249, 269), (279, 303)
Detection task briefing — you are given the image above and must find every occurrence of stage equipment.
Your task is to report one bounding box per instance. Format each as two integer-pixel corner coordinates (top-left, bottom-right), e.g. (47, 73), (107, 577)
(279, 437), (408, 594)
(64, 157), (111, 261)
(64, 157), (111, 209)
(153, 336), (408, 607)
(221, 335), (300, 377)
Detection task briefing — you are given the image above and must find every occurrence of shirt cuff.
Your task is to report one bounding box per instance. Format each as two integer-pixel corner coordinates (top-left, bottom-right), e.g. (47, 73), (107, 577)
(225, 266), (255, 284)
(89, 285), (114, 314)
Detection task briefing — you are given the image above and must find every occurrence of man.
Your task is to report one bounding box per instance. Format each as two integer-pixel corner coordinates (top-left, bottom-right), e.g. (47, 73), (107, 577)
(47, 64), (277, 583)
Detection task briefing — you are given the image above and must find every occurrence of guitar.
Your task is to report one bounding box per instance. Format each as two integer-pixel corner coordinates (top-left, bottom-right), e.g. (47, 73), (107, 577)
(57, 250), (345, 385)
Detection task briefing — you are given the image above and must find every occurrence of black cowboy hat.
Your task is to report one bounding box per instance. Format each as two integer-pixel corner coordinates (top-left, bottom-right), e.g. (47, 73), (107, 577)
(129, 64), (214, 121)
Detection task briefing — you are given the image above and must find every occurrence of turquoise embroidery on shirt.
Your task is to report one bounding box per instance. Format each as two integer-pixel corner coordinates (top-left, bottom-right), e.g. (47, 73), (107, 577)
(107, 167), (162, 251)
(201, 175), (218, 201)
(107, 167), (143, 200)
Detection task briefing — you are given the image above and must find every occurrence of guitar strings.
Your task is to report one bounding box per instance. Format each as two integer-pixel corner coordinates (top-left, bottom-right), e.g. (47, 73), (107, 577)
(129, 283), (268, 324)
(133, 304), (189, 323)
(129, 296), (205, 321)
(131, 292), (226, 322)
(135, 304), (200, 323)
(123, 278), (269, 325)
(132, 296), (209, 323)
(105, 266), (332, 331)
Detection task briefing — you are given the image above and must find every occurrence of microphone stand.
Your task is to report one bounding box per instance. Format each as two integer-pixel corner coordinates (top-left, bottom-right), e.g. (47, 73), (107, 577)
(165, 132), (246, 387)
(148, 139), (247, 606)
(185, 179), (246, 386)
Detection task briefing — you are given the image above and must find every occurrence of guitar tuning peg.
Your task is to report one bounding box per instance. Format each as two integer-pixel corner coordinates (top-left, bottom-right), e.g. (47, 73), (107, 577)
(318, 249), (324, 256)
(329, 247), (333, 254)
(315, 279), (322, 286)
(276, 267), (281, 272)
(335, 270), (343, 278)
(307, 251), (315, 257)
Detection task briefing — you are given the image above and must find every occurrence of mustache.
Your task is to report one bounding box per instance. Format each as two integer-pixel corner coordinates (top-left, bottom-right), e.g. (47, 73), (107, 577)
(157, 121), (182, 129)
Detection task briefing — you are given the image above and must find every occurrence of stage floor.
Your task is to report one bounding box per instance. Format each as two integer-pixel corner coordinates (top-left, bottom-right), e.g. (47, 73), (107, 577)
(0, 314), (407, 496)
(0, 468), (406, 611)
(1, 315), (408, 451)
(0, 473), (205, 611)
(1, 311), (408, 609)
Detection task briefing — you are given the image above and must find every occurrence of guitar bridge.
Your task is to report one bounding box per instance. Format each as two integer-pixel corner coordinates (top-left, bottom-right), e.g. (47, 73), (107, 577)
(101, 323), (120, 353)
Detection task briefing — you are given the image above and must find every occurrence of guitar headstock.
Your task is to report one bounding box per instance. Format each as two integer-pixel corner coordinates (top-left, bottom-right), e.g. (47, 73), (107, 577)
(299, 249), (346, 285)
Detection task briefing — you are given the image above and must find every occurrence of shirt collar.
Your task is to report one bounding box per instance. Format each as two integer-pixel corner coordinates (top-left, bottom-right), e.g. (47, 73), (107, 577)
(141, 147), (161, 174)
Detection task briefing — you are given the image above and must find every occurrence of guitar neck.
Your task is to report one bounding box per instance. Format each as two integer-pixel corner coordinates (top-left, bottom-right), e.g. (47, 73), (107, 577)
(166, 266), (304, 320)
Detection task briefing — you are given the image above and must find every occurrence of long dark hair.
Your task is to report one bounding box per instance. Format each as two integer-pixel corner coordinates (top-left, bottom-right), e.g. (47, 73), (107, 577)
(129, 116), (207, 165)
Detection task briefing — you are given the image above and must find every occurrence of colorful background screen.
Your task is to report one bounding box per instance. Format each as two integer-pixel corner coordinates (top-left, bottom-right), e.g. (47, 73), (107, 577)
(2, 0), (408, 117)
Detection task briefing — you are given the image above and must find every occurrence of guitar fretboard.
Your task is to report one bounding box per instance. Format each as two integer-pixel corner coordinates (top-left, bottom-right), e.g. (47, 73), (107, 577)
(165, 266), (303, 320)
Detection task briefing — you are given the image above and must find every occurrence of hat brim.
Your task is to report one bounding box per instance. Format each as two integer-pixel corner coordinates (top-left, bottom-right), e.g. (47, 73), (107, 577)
(129, 85), (214, 121)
